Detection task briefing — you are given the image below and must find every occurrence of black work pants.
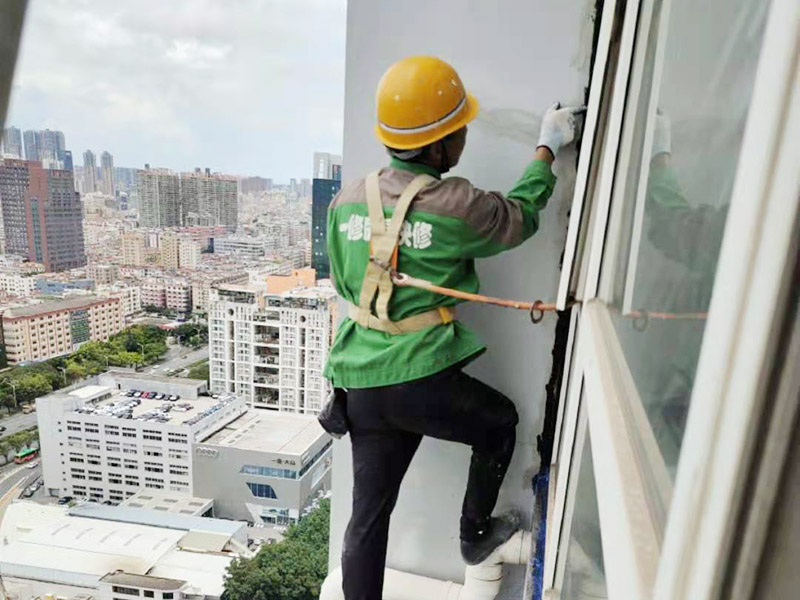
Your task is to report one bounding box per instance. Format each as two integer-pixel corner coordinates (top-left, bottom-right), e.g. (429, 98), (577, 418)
(341, 365), (519, 600)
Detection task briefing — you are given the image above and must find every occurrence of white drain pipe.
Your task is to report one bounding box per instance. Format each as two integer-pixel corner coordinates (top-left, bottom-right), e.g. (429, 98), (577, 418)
(320, 530), (532, 600)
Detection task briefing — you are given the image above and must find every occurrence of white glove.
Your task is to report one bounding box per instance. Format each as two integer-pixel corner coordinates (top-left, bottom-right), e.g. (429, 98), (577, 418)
(537, 103), (584, 155)
(651, 109), (671, 159)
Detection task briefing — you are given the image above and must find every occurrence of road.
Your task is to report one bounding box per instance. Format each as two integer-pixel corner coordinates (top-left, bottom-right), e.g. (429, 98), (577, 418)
(0, 411), (37, 438)
(0, 462), (41, 520)
(142, 345), (208, 376)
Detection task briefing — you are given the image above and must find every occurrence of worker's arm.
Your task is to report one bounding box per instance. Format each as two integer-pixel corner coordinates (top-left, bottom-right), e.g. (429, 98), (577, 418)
(452, 104), (582, 259)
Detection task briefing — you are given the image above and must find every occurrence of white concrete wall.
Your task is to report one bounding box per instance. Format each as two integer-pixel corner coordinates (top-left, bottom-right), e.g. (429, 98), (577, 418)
(329, 0), (593, 595)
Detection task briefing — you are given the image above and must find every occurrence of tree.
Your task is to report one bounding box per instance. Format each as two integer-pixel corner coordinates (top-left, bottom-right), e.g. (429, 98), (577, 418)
(15, 373), (52, 404)
(0, 440), (11, 464)
(223, 499), (330, 600)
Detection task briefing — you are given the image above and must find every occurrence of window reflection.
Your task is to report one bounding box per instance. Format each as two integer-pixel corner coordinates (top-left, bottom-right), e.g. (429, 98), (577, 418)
(601, 0), (771, 495)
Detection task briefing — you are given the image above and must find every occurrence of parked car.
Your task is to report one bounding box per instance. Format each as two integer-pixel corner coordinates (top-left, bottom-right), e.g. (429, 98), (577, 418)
(133, 391), (142, 398)
(155, 393), (164, 400)
(0, 425), (6, 433)
(170, 395), (179, 401)
(57, 496), (73, 505)
(147, 392), (157, 399)
(22, 487), (34, 498)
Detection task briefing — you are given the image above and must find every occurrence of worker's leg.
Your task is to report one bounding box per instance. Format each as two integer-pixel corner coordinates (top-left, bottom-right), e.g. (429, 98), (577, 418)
(376, 366), (519, 543)
(341, 392), (422, 600)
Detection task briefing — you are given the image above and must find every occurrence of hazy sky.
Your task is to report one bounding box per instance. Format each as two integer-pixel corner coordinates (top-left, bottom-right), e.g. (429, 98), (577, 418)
(6, 0), (346, 182)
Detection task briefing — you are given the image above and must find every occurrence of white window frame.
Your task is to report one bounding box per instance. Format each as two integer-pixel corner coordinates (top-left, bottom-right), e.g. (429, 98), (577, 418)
(544, 0), (800, 599)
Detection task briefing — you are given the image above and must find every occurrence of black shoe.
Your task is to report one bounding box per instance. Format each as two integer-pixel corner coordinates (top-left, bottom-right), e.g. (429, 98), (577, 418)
(460, 511), (521, 566)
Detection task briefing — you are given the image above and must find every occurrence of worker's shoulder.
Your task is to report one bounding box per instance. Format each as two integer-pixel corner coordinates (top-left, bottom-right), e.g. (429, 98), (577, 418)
(329, 177), (365, 211)
(413, 175), (481, 220)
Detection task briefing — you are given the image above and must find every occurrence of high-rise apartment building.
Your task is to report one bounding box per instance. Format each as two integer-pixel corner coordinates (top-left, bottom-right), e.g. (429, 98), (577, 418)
(22, 130), (39, 161)
(137, 168), (181, 227)
(311, 178), (341, 279)
(208, 281), (337, 414)
(0, 159), (31, 256)
(38, 129), (66, 166)
(82, 150), (97, 193)
(2, 296), (123, 363)
(180, 170), (238, 231)
(0, 159), (86, 271)
(1, 126), (22, 157)
(312, 152), (343, 179)
(100, 151), (114, 196)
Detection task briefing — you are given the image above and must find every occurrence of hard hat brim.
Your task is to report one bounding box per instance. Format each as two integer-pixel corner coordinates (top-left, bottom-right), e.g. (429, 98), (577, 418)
(375, 93), (480, 151)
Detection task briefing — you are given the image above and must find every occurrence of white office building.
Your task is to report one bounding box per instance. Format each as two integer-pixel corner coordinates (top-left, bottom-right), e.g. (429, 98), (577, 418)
(36, 373), (247, 503)
(208, 283), (336, 414)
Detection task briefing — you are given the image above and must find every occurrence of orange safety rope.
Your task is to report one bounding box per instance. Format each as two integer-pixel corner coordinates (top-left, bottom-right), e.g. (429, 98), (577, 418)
(389, 268), (709, 328)
(390, 271), (565, 323)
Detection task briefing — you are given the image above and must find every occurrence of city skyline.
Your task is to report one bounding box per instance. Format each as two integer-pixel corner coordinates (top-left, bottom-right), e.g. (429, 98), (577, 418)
(6, 0), (346, 181)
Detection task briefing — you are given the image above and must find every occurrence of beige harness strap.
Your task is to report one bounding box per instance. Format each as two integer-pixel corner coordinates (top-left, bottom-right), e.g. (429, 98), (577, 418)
(352, 170), (445, 335)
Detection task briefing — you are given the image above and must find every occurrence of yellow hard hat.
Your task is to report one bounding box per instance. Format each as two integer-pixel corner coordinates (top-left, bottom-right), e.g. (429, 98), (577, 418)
(375, 56), (479, 150)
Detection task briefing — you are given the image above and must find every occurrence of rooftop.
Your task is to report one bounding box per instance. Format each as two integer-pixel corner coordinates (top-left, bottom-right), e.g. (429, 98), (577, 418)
(202, 410), (327, 455)
(3, 295), (113, 318)
(100, 571), (185, 591)
(67, 504), (245, 536)
(71, 390), (233, 424)
(121, 490), (212, 516)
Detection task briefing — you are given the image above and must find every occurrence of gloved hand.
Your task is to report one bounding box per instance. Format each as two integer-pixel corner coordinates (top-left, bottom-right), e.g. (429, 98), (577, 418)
(652, 109), (671, 159)
(537, 103), (584, 156)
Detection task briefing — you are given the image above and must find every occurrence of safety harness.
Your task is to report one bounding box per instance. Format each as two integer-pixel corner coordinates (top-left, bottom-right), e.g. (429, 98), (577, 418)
(348, 170), (455, 335)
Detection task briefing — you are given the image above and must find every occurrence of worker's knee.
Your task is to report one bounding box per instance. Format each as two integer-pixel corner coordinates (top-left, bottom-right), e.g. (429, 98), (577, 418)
(495, 396), (519, 430)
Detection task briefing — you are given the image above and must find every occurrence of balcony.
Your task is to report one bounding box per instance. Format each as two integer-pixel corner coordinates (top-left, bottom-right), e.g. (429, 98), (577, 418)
(254, 374), (279, 386)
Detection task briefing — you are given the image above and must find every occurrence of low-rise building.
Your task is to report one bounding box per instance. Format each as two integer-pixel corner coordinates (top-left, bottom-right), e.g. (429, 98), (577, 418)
(0, 272), (36, 297)
(87, 263), (118, 285)
(36, 372), (247, 503)
(160, 232), (201, 271)
(213, 236), (269, 258)
(165, 281), (192, 313)
(97, 283), (142, 317)
(0, 501), (248, 600)
(193, 410), (331, 525)
(2, 296), (124, 363)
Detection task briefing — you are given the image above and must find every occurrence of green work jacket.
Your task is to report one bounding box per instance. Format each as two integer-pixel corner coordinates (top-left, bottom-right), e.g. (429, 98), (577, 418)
(323, 157), (557, 388)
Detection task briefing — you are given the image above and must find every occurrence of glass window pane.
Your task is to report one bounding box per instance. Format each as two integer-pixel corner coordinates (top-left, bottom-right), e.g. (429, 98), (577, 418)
(562, 426), (607, 599)
(600, 0), (771, 489)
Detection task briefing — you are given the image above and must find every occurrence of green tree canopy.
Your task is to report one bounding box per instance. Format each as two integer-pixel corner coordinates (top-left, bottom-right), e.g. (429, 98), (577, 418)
(223, 499), (330, 600)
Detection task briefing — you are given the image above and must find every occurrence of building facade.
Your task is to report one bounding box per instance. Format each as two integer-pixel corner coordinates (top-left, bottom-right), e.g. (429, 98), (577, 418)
(87, 263), (118, 285)
(192, 410), (332, 525)
(180, 170), (238, 231)
(213, 236), (269, 258)
(138, 168), (181, 228)
(2, 296), (123, 363)
(82, 149), (97, 193)
(208, 283), (336, 414)
(0, 159), (86, 272)
(98, 283), (142, 317)
(99, 150), (114, 196)
(311, 178), (341, 279)
(121, 230), (147, 266)
(36, 374), (246, 503)
(1, 126), (21, 157)
(160, 231), (200, 270)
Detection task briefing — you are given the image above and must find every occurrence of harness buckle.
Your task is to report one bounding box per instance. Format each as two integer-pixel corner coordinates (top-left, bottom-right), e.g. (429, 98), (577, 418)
(369, 256), (393, 272)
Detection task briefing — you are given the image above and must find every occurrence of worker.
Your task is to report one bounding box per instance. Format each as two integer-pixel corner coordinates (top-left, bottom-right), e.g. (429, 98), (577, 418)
(323, 55), (582, 600)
